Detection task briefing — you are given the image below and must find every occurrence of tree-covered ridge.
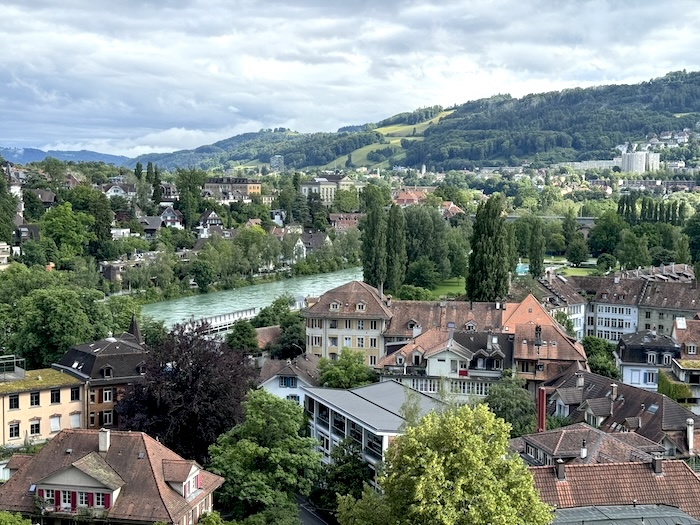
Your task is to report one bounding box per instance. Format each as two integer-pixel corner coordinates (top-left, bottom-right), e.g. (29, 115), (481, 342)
(403, 71), (700, 169)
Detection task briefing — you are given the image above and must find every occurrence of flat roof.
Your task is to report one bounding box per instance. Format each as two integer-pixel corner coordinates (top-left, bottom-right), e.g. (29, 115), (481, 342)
(552, 505), (700, 524)
(302, 380), (442, 434)
(0, 369), (82, 394)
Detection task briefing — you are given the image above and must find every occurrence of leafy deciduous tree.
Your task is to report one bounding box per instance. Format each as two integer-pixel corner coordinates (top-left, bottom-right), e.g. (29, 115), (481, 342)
(318, 349), (377, 388)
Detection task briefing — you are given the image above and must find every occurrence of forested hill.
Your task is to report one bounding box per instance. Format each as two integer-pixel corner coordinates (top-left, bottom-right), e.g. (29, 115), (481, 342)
(402, 70), (700, 170)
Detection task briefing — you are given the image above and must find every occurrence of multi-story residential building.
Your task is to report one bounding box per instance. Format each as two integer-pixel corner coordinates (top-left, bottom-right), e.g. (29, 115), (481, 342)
(203, 177), (261, 197)
(270, 155), (285, 172)
(615, 330), (681, 391)
(666, 317), (700, 412)
(537, 273), (587, 340)
(258, 354), (320, 406)
(620, 151), (660, 174)
(300, 175), (364, 207)
(303, 381), (442, 476)
(0, 356), (84, 447)
(637, 281), (700, 336)
(0, 428), (223, 525)
(378, 329), (511, 402)
(570, 276), (643, 343)
(302, 281), (393, 364)
(53, 319), (148, 429)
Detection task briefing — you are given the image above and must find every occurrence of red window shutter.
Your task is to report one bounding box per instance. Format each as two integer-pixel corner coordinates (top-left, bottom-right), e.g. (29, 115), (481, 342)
(38, 488), (44, 498)
(55, 490), (60, 506)
(197, 473), (202, 489)
(104, 493), (110, 509)
(98, 389), (103, 404)
(71, 491), (77, 511)
(88, 492), (94, 507)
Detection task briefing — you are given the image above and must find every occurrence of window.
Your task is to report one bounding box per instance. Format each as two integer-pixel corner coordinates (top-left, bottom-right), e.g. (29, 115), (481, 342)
(102, 367), (113, 378)
(70, 386), (80, 401)
(70, 413), (81, 428)
(330, 353), (338, 361)
(50, 416), (60, 433)
(312, 336), (322, 346)
(370, 321), (378, 330)
(345, 320), (351, 329)
(647, 353), (657, 364)
(95, 493), (105, 508)
(44, 489), (55, 505)
(645, 371), (657, 384)
(645, 324), (651, 330)
(658, 324), (664, 332)
(357, 320), (364, 330)
(477, 358), (485, 369)
(344, 337), (352, 348)
(9, 423), (19, 439)
(30, 391), (40, 407)
(280, 376), (297, 388)
(357, 337), (364, 348)
(413, 354), (421, 366)
(494, 359), (502, 370)
(329, 320), (338, 329)
(663, 354), (672, 365)
(30, 420), (40, 435)
(329, 337), (338, 347)
(645, 311), (651, 319)
(357, 303), (365, 311)
(90, 389), (96, 404)
(451, 360), (458, 373)
(78, 492), (88, 507)
(369, 356), (377, 366)
(287, 395), (300, 404)
(370, 338), (377, 348)
(9, 394), (18, 410)
(103, 410), (113, 426)
(50, 389), (60, 404)
(89, 412), (95, 427)
(397, 356), (405, 365)
(103, 388), (113, 403)
(688, 344), (697, 355)
(330, 302), (339, 311)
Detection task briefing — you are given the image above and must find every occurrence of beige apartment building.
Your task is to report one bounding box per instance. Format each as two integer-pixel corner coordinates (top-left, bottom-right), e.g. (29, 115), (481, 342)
(0, 357), (83, 447)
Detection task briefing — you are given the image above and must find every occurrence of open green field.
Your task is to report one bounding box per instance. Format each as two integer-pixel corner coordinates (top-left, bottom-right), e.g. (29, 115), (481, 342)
(374, 110), (455, 137)
(431, 277), (465, 298)
(319, 137), (421, 170)
(558, 266), (598, 276)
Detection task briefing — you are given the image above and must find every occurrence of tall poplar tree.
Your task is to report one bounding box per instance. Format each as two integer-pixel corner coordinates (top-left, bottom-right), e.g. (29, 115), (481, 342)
(361, 204), (387, 291)
(466, 194), (509, 301)
(385, 204), (407, 293)
(529, 217), (546, 278)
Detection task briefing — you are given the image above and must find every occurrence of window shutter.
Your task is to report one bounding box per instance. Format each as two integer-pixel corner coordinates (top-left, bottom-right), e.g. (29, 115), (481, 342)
(71, 491), (77, 511)
(197, 473), (202, 489)
(98, 389), (103, 404)
(38, 488), (44, 498)
(88, 492), (94, 507)
(104, 493), (111, 509)
(55, 490), (60, 506)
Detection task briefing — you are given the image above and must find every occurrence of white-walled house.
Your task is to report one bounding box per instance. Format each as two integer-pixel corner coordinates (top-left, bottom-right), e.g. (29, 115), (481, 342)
(258, 354), (320, 406)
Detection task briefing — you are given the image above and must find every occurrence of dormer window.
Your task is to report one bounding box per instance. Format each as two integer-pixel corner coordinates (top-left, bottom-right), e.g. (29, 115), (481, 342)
(466, 322), (476, 332)
(663, 354), (672, 365)
(647, 353), (657, 364)
(102, 366), (113, 378)
(397, 356), (405, 365)
(408, 320), (419, 329)
(330, 302), (339, 311)
(413, 353), (421, 366)
(356, 302), (366, 311)
(688, 344), (697, 355)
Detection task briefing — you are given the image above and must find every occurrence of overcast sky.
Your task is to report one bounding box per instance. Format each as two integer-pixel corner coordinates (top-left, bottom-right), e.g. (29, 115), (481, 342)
(2, 1), (700, 158)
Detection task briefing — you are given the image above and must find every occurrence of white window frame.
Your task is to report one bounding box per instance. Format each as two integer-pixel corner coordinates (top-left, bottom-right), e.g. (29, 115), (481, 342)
(103, 388), (113, 403)
(50, 416), (61, 433)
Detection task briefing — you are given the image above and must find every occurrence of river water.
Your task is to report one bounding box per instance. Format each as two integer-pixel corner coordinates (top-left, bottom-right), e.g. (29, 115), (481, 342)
(142, 267), (363, 327)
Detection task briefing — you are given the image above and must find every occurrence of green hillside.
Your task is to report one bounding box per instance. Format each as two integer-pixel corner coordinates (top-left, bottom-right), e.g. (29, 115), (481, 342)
(131, 71), (700, 172)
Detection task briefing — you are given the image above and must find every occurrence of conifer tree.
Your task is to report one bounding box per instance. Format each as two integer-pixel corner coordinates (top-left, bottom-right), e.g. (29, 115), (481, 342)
(529, 217), (546, 278)
(385, 204), (407, 293)
(466, 194), (509, 301)
(361, 201), (387, 291)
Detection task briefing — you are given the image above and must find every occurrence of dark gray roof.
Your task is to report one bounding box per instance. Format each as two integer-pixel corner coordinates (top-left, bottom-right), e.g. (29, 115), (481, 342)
(552, 505), (700, 525)
(617, 330), (681, 365)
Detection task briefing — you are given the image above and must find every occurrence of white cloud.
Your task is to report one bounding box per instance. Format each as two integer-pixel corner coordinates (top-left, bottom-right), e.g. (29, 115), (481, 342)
(2, 0), (700, 157)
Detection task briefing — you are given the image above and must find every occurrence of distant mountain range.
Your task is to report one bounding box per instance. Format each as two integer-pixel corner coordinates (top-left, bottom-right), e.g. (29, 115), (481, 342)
(0, 147), (130, 167)
(4, 71), (700, 172)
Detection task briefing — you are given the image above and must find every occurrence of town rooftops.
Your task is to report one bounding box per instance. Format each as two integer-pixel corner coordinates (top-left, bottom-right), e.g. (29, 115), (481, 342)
(638, 281), (700, 310)
(531, 460), (700, 519)
(259, 354), (321, 387)
(302, 380), (443, 434)
(302, 281), (393, 320)
(551, 505), (700, 525)
(569, 276), (645, 306)
(0, 429), (223, 524)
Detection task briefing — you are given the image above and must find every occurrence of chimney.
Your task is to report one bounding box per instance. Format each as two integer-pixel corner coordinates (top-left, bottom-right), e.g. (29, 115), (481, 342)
(536, 387), (547, 433)
(98, 428), (110, 454)
(652, 455), (663, 475)
(611, 383), (618, 401)
(614, 275), (620, 284)
(576, 372), (584, 388)
(687, 418), (695, 454)
(580, 439), (587, 459)
(555, 458), (566, 481)
(386, 295), (392, 307)
(547, 270), (552, 285)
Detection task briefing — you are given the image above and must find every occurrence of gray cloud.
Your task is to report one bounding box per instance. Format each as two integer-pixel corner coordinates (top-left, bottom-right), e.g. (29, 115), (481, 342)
(2, 0), (700, 156)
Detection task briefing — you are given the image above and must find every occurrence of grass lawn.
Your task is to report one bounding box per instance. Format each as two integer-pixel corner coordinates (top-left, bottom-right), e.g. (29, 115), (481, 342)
(374, 110), (455, 137)
(559, 266), (598, 276)
(431, 277), (465, 298)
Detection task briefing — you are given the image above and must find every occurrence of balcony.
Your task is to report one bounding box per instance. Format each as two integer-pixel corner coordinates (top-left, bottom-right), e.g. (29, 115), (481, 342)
(381, 365), (426, 376)
(316, 413), (329, 430)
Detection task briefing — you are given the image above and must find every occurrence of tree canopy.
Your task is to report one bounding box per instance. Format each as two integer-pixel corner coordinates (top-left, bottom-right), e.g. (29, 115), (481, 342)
(318, 349), (377, 388)
(337, 403), (552, 525)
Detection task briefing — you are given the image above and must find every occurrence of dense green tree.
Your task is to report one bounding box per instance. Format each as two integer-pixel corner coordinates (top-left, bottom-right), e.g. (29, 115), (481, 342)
(252, 295), (294, 328)
(467, 194), (509, 301)
(684, 211), (700, 262)
(528, 217), (546, 278)
(146, 161), (155, 183)
(397, 285), (434, 300)
(318, 349), (377, 388)
(208, 389), (321, 521)
(616, 231), (651, 270)
(39, 202), (95, 261)
(554, 310), (576, 338)
(405, 256), (440, 290)
(589, 211), (628, 257)
(582, 336), (620, 379)
(360, 200), (387, 290)
(566, 234), (589, 266)
(485, 374), (536, 437)
(134, 162), (143, 181)
(597, 253), (617, 272)
(269, 312), (306, 360)
(63, 185), (115, 260)
(117, 323), (255, 463)
(225, 320), (258, 354)
(191, 258), (215, 292)
(0, 511), (31, 525)
(385, 204), (407, 293)
(338, 403), (552, 525)
(333, 189), (360, 213)
(562, 210), (578, 247)
(677, 234), (692, 264)
(152, 167), (163, 205)
(175, 167), (207, 228)
(22, 189), (45, 222)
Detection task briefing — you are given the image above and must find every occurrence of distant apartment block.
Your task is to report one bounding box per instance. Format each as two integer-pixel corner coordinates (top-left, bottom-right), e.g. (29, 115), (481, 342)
(300, 175), (365, 207)
(620, 151), (660, 174)
(203, 177), (261, 198)
(270, 155), (285, 172)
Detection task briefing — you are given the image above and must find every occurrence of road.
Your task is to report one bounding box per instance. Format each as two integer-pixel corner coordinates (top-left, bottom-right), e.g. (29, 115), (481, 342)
(296, 494), (330, 525)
